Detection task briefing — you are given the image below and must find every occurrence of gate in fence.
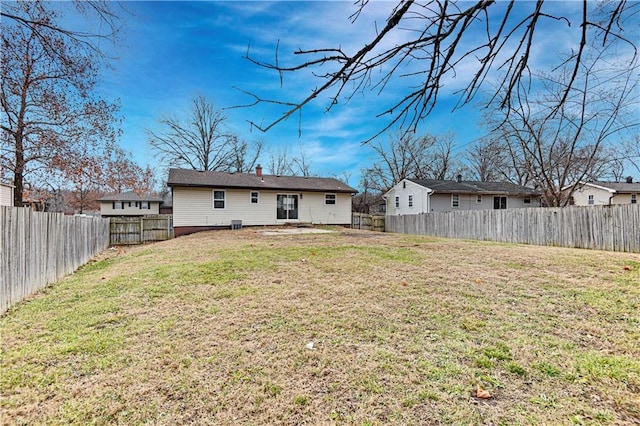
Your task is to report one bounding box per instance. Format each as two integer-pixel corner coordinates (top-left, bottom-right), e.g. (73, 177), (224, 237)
(352, 213), (385, 232)
(109, 215), (173, 245)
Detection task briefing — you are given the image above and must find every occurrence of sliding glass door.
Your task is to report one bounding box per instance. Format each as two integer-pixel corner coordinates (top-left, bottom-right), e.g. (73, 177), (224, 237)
(277, 194), (298, 220)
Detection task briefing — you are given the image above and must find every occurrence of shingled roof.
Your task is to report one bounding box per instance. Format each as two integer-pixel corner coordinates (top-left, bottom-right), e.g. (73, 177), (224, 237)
(167, 168), (358, 194)
(409, 179), (540, 196)
(580, 181), (640, 193)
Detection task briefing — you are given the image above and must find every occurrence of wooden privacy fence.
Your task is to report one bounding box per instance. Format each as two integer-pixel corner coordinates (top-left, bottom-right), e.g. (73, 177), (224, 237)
(109, 215), (173, 245)
(385, 204), (640, 253)
(0, 207), (110, 314)
(352, 213), (385, 232)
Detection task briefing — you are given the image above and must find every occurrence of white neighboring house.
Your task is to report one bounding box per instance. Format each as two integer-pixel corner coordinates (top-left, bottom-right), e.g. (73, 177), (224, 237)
(568, 177), (640, 206)
(99, 191), (163, 217)
(167, 166), (358, 236)
(384, 178), (541, 215)
(0, 182), (15, 207)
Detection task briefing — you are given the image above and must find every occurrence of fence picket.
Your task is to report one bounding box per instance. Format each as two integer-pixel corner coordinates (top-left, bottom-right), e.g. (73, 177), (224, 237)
(0, 207), (110, 314)
(383, 205), (639, 253)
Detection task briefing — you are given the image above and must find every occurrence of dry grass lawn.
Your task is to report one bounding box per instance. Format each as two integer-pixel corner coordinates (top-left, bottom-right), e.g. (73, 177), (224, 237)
(1, 227), (639, 425)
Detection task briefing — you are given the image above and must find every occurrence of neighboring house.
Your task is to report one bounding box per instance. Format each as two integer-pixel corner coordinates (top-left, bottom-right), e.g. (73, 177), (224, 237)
(567, 177), (639, 206)
(384, 177), (541, 215)
(167, 166), (358, 236)
(0, 182), (15, 207)
(99, 191), (164, 217)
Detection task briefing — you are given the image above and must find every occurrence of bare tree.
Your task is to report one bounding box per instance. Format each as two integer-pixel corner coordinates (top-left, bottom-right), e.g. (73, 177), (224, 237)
(0, 0), (121, 57)
(464, 138), (507, 182)
(1, 1), (121, 206)
(148, 96), (259, 173)
(361, 131), (460, 193)
(265, 146), (294, 176)
(265, 144), (314, 176)
(226, 137), (263, 174)
(241, 1), (637, 142)
(484, 45), (638, 206)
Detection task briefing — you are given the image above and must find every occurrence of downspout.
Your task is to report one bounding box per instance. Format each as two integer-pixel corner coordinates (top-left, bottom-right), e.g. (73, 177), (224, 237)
(426, 188), (434, 213)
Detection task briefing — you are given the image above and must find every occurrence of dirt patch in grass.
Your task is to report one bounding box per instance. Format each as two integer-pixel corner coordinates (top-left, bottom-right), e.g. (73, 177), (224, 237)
(2, 228), (639, 425)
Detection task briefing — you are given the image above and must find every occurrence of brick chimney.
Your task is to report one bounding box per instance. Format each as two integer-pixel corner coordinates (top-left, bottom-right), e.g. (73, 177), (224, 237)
(626, 176), (633, 184)
(256, 164), (263, 178)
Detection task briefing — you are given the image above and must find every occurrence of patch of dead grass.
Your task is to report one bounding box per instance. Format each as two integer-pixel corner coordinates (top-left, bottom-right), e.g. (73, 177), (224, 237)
(1, 228), (639, 425)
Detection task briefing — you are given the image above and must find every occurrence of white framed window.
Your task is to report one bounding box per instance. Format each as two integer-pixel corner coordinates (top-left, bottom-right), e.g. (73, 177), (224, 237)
(452, 194), (459, 208)
(632, 194), (637, 204)
(128, 201), (139, 208)
(476, 195), (482, 204)
(395, 196), (399, 208)
(588, 194), (594, 205)
(325, 193), (336, 205)
(140, 201), (150, 210)
(213, 190), (226, 209)
(113, 201), (123, 210)
(250, 191), (259, 204)
(523, 197), (531, 205)
(408, 195), (413, 208)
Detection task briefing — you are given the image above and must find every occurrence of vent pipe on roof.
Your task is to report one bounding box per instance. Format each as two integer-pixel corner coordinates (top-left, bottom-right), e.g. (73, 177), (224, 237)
(456, 174), (462, 183)
(626, 176), (633, 183)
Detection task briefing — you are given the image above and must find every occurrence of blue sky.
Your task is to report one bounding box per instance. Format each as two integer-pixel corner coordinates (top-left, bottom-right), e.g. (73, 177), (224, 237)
(59, 1), (636, 188)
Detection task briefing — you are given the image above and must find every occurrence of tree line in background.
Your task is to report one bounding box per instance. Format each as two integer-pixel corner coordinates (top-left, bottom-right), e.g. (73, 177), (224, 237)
(2, 1), (638, 214)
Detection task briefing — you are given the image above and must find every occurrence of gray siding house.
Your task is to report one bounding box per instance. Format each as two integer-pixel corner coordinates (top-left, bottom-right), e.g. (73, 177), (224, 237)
(167, 167), (358, 236)
(385, 178), (541, 215)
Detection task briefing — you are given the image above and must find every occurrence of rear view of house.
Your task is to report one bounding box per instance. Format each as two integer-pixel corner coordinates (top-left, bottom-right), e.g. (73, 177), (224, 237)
(167, 167), (357, 236)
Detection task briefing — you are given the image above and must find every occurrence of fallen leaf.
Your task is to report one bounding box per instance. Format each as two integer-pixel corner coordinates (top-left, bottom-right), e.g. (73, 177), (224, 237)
(401, 280), (408, 286)
(623, 265), (632, 271)
(475, 278), (483, 284)
(476, 384), (491, 399)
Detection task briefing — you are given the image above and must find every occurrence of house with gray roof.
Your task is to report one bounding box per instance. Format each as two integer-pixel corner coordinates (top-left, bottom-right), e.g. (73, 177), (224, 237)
(98, 191), (164, 217)
(167, 166), (358, 236)
(384, 177), (541, 215)
(567, 177), (639, 206)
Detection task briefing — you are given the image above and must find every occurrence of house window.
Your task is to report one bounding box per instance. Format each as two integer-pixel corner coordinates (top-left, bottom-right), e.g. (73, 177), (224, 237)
(113, 201), (123, 210)
(140, 201), (150, 210)
(250, 191), (259, 204)
(213, 190), (226, 209)
(452, 194), (459, 208)
(588, 195), (594, 205)
(523, 197), (531, 205)
(128, 201), (139, 208)
(395, 196), (399, 208)
(493, 196), (507, 209)
(476, 195), (482, 204)
(408, 195), (413, 208)
(632, 194), (637, 204)
(325, 193), (336, 205)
